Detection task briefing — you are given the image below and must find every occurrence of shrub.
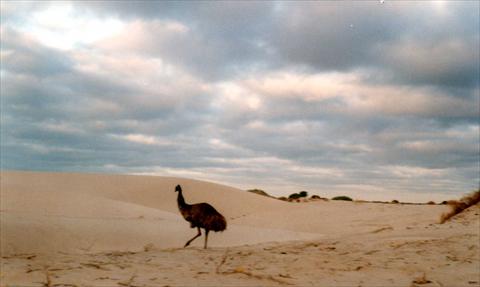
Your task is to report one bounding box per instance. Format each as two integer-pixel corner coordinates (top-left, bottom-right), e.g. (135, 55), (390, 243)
(247, 189), (270, 197)
(310, 195), (328, 201)
(440, 190), (480, 223)
(289, 193), (301, 199)
(143, 243), (155, 252)
(391, 200), (399, 204)
(299, 191), (308, 197)
(278, 196), (288, 201)
(427, 201), (436, 205)
(331, 196), (353, 201)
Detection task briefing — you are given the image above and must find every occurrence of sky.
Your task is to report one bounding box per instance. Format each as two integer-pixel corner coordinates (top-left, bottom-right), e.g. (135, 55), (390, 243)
(1, 1), (479, 201)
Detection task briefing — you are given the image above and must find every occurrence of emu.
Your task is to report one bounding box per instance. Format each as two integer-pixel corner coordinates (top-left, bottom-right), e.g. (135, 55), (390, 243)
(175, 184), (226, 249)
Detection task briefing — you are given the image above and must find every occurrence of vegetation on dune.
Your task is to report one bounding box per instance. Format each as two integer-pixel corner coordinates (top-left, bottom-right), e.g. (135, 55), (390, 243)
(299, 191), (308, 197)
(247, 189), (271, 197)
(331, 196), (353, 201)
(288, 191), (308, 200)
(247, 189), (450, 205)
(440, 190), (480, 224)
(247, 189), (326, 203)
(288, 193), (301, 199)
(310, 195), (328, 201)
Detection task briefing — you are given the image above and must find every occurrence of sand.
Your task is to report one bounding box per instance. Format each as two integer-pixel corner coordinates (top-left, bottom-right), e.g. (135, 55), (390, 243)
(1, 171), (479, 286)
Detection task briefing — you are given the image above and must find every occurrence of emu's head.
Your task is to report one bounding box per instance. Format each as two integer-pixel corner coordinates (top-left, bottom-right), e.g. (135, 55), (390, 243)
(175, 185), (182, 192)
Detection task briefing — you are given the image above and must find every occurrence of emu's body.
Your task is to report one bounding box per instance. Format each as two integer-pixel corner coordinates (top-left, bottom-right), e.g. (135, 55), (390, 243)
(175, 185), (226, 249)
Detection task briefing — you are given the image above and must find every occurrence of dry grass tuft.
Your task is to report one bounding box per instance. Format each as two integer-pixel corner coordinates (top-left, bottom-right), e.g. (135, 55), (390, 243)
(247, 189), (271, 197)
(143, 243), (155, 252)
(412, 272), (431, 285)
(440, 190), (480, 224)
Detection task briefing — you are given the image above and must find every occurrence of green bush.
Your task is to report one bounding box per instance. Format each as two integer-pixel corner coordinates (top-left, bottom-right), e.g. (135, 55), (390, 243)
(299, 191), (308, 197)
(289, 193), (301, 199)
(331, 196), (353, 201)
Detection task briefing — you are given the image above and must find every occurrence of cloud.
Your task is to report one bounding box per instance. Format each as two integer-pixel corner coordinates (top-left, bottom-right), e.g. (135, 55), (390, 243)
(221, 71), (478, 123)
(111, 133), (173, 146)
(39, 1), (479, 87)
(93, 18), (270, 80)
(1, 1), (478, 200)
(267, 2), (400, 70)
(1, 27), (73, 76)
(378, 37), (480, 88)
(266, 1), (480, 85)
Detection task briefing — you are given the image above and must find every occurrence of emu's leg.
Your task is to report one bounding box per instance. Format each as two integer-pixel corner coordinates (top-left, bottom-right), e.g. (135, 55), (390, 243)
(204, 229), (209, 249)
(184, 227), (201, 248)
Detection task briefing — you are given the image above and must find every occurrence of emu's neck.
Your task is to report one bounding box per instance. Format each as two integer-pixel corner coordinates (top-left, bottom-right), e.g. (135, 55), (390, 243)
(177, 190), (190, 210)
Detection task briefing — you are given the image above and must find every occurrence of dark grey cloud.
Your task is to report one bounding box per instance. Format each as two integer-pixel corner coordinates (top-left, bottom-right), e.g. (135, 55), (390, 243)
(268, 2), (400, 70)
(268, 2), (480, 89)
(376, 36), (479, 88)
(1, 28), (73, 76)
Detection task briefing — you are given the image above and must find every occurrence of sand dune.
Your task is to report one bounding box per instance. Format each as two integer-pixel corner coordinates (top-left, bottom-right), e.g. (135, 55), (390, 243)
(1, 171), (479, 286)
(1, 171), (319, 255)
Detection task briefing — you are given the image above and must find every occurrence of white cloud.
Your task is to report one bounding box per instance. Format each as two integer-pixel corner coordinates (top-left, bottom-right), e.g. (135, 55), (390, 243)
(244, 72), (356, 102)
(94, 19), (189, 53)
(234, 70), (477, 118)
(386, 165), (447, 178)
(213, 82), (263, 112)
(25, 4), (125, 50)
(111, 133), (172, 146)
